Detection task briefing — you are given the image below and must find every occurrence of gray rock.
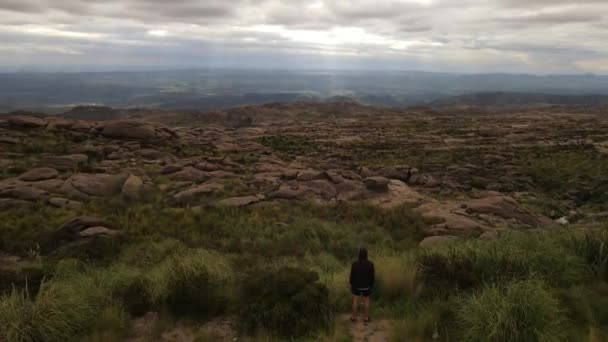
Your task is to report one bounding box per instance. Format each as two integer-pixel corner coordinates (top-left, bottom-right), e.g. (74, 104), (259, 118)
(8, 116), (47, 128)
(122, 175), (144, 200)
(0, 198), (33, 210)
(419, 236), (458, 249)
(363, 177), (390, 191)
(48, 197), (83, 209)
(55, 216), (113, 241)
(101, 120), (175, 140)
(218, 194), (265, 207)
(171, 167), (210, 183)
(0, 186), (48, 201)
(161, 165), (183, 175)
(271, 185), (310, 199)
(173, 182), (224, 204)
(40, 154), (88, 171)
(79, 226), (119, 237)
(19, 167), (59, 182)
(60, 173), (129, 199)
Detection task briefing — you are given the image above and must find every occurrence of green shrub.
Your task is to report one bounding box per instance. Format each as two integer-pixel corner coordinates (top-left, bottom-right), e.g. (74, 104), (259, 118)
(151, 250), (232, 318)
(458, 280), (567, 342)
(239, 267), (331, 338)
(417, 250), (478, 295)
(391, 298), (456, 342)
(0, 263), (45, 297)
(417, 231), (588, 295)
(0, 276), (101, 342)
(106, 269), (153, 316)
(564, 230), (608, 281)
(375, 255), (419, 302)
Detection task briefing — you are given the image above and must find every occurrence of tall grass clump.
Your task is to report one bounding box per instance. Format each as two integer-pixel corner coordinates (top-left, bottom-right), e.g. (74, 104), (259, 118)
(375, 254), (419, 302)
(239, 267), (331, 338)
(0, 275), (101, 342)
(458, 279), (567, 342)
(564, 230), (608, 281)
(417, 231), (588, 295)
(149, 249), (233, 318)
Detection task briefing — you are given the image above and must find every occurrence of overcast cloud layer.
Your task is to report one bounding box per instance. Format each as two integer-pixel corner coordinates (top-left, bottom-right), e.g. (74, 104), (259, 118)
(1, 0), (607, 73)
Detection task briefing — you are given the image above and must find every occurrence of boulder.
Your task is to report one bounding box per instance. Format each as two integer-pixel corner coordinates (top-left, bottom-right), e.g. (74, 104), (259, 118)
(195, 162), (221, 172)
(54, 216), (113, 241)
(463, 195), (551, 227)
(18, 167), (59, 182)
(367, 180), (426, 208)
(173, 182), (224, 204)
(79, 227), (120, 238)
(296, 170), (325, 181)
(8, 116), (46, 128)
(0, 198), (33, 210)
(336, 180), (366, 201)
(306, 180), (337, 200)
(161, 165), (183, 175)
(419, 236), (458, 249)
(48, 197), (83, 209)
(45, 117), (75, 130)
(30, 179), (65, 193)
(0, 136), (19, 144)
(281, 170), (300, 180)
(363, 177), (390, 191)
(122, 175), (144, 200)
(171, 167), (210, 183)
(415, 202), (486, 235)
(206, 170), (238, 179)
(324, 171), (345, 184)
(139, 149), (171, 160)
(101, 120), (175, 140)
(60, 173), (129, 199)
(271, 185), (310, 200)
(218, 194), (265, 207)
(0, 186), (48, 201)
(40, 154), (88, 171)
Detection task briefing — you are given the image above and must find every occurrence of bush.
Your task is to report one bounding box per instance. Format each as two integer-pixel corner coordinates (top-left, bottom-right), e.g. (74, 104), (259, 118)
(0, 262), (45, 297)
(105, 268), (153, 316)
(152, 249), (232, 318)
(458, 280), (567, 342)
(417, 231), (588, 295)
(375, 255), (419, 302)
(239, 267), (331, 338)
(564, 230), (608, 281)
(0, 276), (101, 342)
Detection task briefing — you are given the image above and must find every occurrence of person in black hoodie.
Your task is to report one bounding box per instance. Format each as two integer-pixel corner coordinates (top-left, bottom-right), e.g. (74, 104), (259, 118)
(349, 247), (375, 323)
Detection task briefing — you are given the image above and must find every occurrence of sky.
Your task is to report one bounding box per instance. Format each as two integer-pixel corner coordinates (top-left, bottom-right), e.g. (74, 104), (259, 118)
(0, 0), (607, 74)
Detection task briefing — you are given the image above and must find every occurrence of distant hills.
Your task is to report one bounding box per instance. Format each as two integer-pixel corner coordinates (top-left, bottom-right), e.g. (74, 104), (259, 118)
(2, 69), (608, 112)
(431, 92), (608, 107)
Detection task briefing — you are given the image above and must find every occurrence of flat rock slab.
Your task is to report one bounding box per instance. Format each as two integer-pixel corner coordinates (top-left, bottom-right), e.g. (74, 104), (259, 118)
(218, 194), (265, 207)
(19, 167), (59, 182)
(8, 116), (46, 128)
(40, 154), (88, 171)
(102, 120), (175, 140)
(79, 226), (120, 238)
(61, 173), (129, 199)
(419, 235), (459, 248)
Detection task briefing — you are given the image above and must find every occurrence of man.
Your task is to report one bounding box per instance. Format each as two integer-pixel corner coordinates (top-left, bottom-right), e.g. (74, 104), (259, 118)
(349, 247), (375, 323)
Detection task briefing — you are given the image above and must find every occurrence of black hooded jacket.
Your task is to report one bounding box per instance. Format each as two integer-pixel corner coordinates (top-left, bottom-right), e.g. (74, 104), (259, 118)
(349, 248), (375, 289)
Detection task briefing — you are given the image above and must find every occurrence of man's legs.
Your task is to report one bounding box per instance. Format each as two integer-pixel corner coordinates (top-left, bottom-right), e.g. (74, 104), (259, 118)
(363, 296), (370, 321)
(351, 295), (359, 320)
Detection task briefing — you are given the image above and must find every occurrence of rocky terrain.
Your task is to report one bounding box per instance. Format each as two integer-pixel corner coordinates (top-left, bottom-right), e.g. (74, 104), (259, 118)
(2, 101), (608, 341)
(2, 102), (607, 246)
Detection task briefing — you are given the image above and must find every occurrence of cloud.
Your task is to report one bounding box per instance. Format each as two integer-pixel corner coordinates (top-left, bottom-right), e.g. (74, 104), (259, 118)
(0, 0), (607, 73)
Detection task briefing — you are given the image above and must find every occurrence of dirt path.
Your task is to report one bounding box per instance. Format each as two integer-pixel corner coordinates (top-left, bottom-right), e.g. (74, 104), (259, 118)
(340, 314), (391, 342)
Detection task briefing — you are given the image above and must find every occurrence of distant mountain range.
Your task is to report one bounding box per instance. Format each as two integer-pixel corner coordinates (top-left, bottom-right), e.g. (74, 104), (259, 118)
(2, 69), (608, 112)
(431, 92), (608, 107)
